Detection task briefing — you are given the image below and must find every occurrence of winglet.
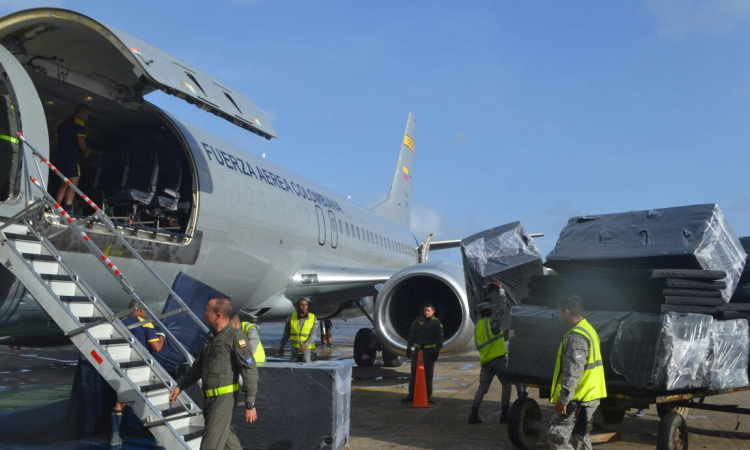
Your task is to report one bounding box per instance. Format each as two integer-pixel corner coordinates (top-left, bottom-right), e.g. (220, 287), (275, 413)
(372, 113), (415, 228)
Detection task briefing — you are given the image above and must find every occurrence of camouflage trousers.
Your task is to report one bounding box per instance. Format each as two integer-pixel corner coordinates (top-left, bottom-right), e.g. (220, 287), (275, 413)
(289, 349), (313, 363)
(472, 355), (529, 409)
(547, 399), (599, 450)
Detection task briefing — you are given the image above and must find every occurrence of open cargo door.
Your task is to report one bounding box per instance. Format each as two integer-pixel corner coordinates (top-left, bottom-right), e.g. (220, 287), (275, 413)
(0, 8), (276, 140)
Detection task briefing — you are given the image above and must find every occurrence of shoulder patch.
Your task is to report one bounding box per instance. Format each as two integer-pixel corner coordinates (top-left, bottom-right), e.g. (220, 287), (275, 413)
(238, 339), (247, 348)
(245, 356), (255, 365)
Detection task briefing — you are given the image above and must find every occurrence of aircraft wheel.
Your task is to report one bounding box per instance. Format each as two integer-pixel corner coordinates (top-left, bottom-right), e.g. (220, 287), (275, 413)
(657, 402), (690, 419)
(382, 349), (403, 367)
(507, 397), (542, 449)
(657, 411), (688, 450)
(354, 328), (377, 367)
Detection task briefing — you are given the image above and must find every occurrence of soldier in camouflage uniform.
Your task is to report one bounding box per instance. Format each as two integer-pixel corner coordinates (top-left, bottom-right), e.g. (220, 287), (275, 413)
(402, 303), (444, 404)
(169, 298), (259, 450)
(548, 295), (606, 450)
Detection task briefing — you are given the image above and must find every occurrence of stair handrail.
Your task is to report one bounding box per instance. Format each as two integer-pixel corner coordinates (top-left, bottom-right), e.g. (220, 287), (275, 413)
(1, 225), (199, 420)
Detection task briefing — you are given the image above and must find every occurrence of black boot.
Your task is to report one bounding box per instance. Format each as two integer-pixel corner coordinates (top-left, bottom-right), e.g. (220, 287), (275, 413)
(499, 405), (510, 424)
(468, 406), (483, 424)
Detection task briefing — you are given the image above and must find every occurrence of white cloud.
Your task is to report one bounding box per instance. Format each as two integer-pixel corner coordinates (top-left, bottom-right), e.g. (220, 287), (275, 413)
(646, 0), (750, 39)
(410, 204), (444, 241)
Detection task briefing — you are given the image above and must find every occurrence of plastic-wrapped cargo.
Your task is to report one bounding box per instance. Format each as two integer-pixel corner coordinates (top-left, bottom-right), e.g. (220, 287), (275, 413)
(611, 313), (712, 391)
(546, 204), (746, 301)
(183, 362), (351, 450)
(461, 222), (543, 309)
(506, 306), (629, 381)
(708, 319), (749, 391)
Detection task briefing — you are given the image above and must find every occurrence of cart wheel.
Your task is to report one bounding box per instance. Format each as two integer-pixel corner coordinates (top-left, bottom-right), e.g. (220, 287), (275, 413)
(657, 411), (688, 450)
(657, 402), (690, 419)
(508, 397), (542, 449)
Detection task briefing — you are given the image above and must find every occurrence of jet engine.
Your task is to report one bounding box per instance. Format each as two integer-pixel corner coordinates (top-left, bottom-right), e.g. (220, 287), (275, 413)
(351, 261), (476, 367)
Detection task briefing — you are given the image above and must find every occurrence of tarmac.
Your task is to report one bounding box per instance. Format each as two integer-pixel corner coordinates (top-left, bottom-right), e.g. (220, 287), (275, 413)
(2, 317), (750, 449)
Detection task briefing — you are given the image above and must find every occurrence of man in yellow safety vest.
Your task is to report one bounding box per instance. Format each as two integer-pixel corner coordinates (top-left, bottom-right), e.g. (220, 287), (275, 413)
(548, 295), (607, 450)
(230, 314), (266, 363)
(279, 298), (318, 363)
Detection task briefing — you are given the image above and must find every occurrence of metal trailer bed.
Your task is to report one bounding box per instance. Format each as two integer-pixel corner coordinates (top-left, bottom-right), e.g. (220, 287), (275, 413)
(499, 371), (750, 450)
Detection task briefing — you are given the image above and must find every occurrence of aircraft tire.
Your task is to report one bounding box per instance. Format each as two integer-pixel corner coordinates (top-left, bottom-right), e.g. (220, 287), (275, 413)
(354, 328), (377, 367)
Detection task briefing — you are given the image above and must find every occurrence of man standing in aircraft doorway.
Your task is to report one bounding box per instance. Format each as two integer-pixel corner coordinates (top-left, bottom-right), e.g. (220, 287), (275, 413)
(279, 298), (318, 362)
(54, 104), (95, 212)
(402, 303), (444, 404)
(169, 298), (258, 450)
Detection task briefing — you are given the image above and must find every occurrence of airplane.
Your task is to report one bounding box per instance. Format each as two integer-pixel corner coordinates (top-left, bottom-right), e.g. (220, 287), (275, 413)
(0, 7), (475, 368)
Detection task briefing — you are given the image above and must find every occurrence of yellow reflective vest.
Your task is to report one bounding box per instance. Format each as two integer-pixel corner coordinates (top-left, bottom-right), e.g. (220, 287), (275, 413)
(290, 312), (316, 350)
(240, 322), (266, 363)
(551, 318), (607, 404)
(474, 317), (507, 365)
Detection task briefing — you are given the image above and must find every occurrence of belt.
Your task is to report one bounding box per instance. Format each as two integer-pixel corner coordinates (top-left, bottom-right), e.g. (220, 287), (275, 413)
(204, 383), (239, 397)
(415, 344), (436, 349)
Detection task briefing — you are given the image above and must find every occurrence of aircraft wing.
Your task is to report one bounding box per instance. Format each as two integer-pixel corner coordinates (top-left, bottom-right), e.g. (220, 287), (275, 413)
(285, 266), (396, 301)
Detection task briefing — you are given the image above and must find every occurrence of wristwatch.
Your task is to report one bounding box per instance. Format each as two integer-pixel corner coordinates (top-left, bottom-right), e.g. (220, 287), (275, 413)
(246, 402), (255, 410)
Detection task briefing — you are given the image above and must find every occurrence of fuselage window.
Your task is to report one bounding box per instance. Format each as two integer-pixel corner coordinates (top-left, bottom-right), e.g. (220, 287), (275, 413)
(356, 227), (361, 240)
(345, 222), (350, 236)
(338, 220), (343, 234)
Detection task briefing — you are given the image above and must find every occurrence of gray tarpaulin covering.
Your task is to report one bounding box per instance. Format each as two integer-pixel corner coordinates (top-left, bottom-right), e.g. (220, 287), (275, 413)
(610, 313), (712, 391)
(155, 272), (229, 374)
(546, 204), (746, 301)
(461, 222), (543, 309)
(506, 306), (629, 381)
(234, 362), (351, 450)
(708, 319), (749, 390)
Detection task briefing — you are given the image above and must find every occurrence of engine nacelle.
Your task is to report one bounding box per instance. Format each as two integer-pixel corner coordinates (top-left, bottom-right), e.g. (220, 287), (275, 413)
(374, 261), (475, 356)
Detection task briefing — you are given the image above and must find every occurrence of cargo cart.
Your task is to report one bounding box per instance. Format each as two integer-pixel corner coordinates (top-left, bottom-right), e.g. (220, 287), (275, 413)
(500, 372), (750, 450)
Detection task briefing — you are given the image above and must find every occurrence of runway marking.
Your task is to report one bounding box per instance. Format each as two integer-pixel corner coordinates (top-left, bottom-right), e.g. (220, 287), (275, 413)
(353, 387), (408, 394)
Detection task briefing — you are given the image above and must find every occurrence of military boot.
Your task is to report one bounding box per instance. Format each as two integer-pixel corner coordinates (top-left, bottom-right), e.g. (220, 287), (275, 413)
(499, 405), (510, 424)
(468, 406), (483, 424)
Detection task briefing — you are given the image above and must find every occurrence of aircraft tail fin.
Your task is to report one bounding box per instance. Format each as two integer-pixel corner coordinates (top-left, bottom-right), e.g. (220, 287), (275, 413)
(372, 113), (415, 229)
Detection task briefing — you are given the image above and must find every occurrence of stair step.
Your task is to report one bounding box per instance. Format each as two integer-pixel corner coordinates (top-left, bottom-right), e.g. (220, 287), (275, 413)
(102, 342), (131, 361)
(40, 273), (73, 282)
(7, 236), (42, 254)
(61, 296), (93, 303)
(0, 223), (30, 235)
(88, 323), (114, 340)
(99, 338), (129, 346)
(160, 404), (190, 417)
(65, 301), (95, 318)
(177, 426), (203, 443)
(78, 316), (106, 324)
(22, 253), (56, 261)
(118, 359), (149, 369)
(3, 232), (40, 242)
(140, 382), (170, 393)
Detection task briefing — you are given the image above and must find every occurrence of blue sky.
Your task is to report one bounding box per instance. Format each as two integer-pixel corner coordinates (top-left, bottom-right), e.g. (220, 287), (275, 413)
(2, 0), (749, 262)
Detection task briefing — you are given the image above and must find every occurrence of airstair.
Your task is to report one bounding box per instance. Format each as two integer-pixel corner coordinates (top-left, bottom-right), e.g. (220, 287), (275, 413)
(0, 135), (206, 449)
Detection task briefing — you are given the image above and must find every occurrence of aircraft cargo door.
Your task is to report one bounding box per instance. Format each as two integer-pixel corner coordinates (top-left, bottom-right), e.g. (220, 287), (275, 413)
(315, 205), (326, 246)
(0, 44), (47, 211)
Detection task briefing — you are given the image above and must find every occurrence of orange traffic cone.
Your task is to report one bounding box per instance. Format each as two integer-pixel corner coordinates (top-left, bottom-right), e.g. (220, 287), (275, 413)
(409, 350), (434, 408)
